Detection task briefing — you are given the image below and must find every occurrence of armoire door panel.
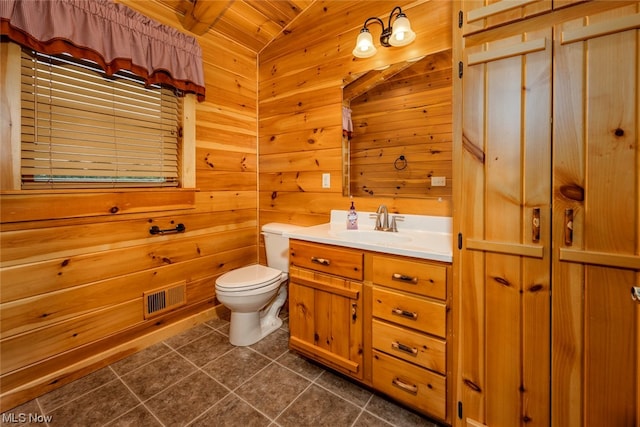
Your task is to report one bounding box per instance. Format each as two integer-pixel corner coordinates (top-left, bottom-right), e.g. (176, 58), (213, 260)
(552, 4), (639, 426)
(485, 252), (522, 427)
(460, 27), (552, 426)
(560, 12), (640, 44)
(462, 0), (551, 36)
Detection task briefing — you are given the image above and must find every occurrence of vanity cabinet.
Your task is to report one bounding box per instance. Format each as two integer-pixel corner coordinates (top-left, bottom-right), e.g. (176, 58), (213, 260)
(288, 240), (365, 380)
(371, 254), (451, 423)
(289, 239), (453, 424)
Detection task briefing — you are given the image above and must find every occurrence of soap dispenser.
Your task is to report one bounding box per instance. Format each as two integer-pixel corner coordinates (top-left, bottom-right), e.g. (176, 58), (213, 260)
(347, 197), (358, 230)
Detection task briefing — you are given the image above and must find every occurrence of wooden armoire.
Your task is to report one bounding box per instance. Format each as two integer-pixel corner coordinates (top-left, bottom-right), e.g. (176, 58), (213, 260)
(455, 1), (640, 426)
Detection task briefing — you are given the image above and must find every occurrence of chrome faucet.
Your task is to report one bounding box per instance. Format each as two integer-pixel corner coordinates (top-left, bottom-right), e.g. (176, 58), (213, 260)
(371, 204), (404, 232)
(375, 204), (389, 231)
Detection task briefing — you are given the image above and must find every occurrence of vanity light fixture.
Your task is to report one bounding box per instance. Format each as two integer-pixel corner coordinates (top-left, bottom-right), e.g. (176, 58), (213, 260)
(352, 6), (416, 59)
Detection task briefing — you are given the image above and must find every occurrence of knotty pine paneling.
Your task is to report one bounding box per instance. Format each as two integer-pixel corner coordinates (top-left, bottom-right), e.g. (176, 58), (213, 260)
(1, 300), (143, 375)
(258, 0), (453, 227)
(0, 190), (195, 223)
(260, 1), (452, 81)
(259, 125), (341, 156)
(0, 0), (453, 410)
(0, 0), (259, 410)
(1, 226), (256, 305)
(0, 210), (255, 265)
(1, 245), (255, 343)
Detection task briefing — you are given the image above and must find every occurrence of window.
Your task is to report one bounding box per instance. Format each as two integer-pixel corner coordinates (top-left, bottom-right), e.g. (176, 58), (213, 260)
(20, 48), (183, 189)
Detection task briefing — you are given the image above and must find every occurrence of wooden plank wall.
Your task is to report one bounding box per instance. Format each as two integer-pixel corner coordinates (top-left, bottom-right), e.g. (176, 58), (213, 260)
(0, 0), (454, 410)
(258, 0), (453, 231)
(0, 1), (258, 410)
(349, 50), (453, 198)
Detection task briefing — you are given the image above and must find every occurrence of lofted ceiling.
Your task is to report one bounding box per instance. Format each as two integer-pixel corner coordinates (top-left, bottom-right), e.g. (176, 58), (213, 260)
(156, 0), (315, 53)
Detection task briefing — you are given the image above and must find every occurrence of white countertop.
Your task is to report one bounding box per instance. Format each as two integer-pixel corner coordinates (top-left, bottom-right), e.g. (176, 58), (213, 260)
(284, 210), (453, 262)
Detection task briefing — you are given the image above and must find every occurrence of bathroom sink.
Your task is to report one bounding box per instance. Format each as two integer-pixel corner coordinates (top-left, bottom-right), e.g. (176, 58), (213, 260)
(333, 229), (409, 245)
(283, 210), (453, 262)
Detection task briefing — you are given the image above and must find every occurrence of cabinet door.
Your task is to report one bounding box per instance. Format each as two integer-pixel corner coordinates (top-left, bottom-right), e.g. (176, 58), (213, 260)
(552, 5), (640, 426)
(460, 28), (552, 426)
(288, 266), (364, 380)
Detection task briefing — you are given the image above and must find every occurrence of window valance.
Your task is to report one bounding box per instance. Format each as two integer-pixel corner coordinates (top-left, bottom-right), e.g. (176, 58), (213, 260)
(0, 0), (205, 101)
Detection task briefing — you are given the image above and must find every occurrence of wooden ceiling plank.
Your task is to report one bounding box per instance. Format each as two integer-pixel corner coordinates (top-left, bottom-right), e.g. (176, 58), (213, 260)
(182, 0), (234, 35)
(248, 0), (299, 26)
(225, 2), (283, 38)
(213, 18), (271, 52)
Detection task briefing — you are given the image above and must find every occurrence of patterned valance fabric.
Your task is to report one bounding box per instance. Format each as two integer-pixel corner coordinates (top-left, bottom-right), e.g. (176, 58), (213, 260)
(1, 0), (206, 101)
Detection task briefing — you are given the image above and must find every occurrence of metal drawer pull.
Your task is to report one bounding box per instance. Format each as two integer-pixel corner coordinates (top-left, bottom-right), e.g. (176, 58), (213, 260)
(391, 308), (418, 320)
(311, 257), (331, 266)
(392, 377), (418, 395)
(392, 273), (418, 284)
(632, 286), (640, 302)
(391, 341), (418, 356)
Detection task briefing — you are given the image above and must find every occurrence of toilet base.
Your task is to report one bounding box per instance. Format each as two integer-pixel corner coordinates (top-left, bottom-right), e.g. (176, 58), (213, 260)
(228, 312), (283, 346)
(227, 284), (287, 346)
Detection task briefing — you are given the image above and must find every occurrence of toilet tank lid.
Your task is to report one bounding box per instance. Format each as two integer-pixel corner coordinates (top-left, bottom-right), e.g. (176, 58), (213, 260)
(262, 222), (303, 235)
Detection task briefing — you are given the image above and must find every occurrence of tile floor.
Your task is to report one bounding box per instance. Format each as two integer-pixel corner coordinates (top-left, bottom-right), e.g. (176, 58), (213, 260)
(2, 311), (443, 427)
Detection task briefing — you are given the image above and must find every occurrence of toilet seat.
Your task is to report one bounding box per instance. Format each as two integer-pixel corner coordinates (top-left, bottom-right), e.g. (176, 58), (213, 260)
(215, 264), (283, 292)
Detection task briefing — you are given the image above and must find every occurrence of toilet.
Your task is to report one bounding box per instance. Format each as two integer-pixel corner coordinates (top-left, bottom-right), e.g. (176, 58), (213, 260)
(215, 223), (302, 346)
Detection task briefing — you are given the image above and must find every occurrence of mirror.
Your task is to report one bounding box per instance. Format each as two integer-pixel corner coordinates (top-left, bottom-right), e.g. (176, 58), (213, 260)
(342, 49), (452, 199)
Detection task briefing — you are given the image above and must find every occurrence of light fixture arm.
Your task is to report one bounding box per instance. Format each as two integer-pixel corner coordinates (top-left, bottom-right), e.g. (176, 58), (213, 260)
(361, 16), (388, 46)
(386, 6), (403, 31)
(361, 7), (403, 47)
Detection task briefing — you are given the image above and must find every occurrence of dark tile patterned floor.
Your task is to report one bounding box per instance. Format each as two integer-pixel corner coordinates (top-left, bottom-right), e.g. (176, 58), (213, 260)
(2, 312), (442, 427)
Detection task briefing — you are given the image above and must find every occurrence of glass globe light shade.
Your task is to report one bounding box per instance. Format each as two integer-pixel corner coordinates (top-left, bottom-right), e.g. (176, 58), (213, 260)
(388, 14), (416, 47)
(352, 30), (377, 58)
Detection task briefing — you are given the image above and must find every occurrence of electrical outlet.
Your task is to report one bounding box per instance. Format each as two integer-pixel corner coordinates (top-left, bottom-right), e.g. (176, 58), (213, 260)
(431, 176), (446, 187)
(322, 173), (331, 188)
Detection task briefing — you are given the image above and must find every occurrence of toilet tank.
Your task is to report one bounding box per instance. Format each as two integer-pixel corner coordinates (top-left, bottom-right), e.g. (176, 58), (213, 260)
(262, 223), (303, 273)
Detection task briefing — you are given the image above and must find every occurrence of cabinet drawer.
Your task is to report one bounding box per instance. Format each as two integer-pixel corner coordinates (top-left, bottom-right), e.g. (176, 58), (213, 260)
(290, 240), (364, 281)
(372, 319), (446, 375)
(373, 350), (446, 421)
(372, 255), (447, 300)
(372, 287), (446, 338)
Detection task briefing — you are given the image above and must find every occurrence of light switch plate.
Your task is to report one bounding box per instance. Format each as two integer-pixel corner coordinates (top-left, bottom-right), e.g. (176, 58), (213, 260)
(322, 173), (331, 188)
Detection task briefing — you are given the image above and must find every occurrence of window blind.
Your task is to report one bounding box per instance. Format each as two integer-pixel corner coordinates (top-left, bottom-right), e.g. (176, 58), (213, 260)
(20, 48), (181, 189)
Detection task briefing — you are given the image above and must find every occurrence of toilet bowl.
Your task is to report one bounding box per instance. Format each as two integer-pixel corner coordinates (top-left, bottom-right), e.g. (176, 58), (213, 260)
(215, 223), (302, 346)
